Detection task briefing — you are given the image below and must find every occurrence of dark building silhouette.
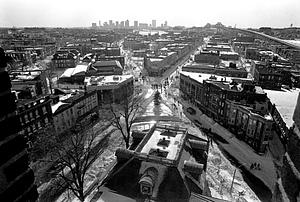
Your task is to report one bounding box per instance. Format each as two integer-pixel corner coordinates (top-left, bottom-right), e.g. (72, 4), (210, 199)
(0, 47), (38, 201)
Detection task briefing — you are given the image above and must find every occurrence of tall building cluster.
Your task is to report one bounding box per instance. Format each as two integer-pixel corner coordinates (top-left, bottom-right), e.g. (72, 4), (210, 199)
(91, 19), (168, 29)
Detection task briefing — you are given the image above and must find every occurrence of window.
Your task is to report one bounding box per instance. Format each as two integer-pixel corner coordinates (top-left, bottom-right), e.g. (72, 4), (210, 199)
(45, 117), (49, 124)
(42, 106), (47, 114)
(24, 114), (29, 123)
(29, 112), (33, 120)
(35, 110), (39, 117)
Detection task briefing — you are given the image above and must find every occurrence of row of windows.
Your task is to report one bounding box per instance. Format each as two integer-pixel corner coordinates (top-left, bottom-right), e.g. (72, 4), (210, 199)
(21, 106), (48, 125)
(24, 117), (49, 136)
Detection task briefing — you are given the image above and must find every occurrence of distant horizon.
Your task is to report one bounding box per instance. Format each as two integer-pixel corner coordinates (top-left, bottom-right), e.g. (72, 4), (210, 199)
(1, 0), (299, 28)
(0, 24), (300, 29)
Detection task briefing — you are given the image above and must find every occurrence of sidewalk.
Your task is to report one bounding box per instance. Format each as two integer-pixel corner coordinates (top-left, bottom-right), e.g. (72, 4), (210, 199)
(179, 98), (277, 193)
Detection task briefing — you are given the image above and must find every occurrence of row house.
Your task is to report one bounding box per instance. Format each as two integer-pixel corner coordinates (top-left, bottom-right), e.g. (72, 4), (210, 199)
(194, 50), (220, 65)
(51, 90), (98, 134)
(144, 52), (178, 77)
(92, 47), (120, 57)
(95, 55), (125, 68)
(202, 80), (268, 124)
(225, 100), (273, 153)
(17, 96), (52, 148)
(52, 50), (79, 68)
(179, 71), (272, 152)
(251, 60), (283, 89)
(11, 69), (48, 99)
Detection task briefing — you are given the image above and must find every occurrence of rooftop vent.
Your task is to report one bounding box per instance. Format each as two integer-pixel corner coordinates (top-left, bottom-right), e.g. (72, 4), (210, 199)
(157, 137), (170, 147)
(113, 76), (120, 81)
(160, 130), (176, 137)
(209, 75), (217, 80)
(149, 148), (168, 158)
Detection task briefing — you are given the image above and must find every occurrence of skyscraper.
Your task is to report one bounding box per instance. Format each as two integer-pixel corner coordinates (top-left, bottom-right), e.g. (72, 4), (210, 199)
(0, 47), (38, 201)
(164, 21), (168, 27)
(125, 19), (129, 28)
(98, 20), (101, 27)
(116, 21), (119, 28)
(109, 20), (113, 27)
(134, 21), (138, 28)
(152, 20), (156, 28)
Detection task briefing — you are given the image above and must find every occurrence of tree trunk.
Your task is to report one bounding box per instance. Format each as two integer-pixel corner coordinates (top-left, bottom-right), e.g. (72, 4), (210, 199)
(79, 190), (85, 202)
(125, 137), (130, 148)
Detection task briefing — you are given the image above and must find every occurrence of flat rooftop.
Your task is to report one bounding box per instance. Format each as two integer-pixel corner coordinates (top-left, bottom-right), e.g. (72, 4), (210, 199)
(180, 71), (251, 84)
(136, 124), (187, 162)
(139, 126), (185, 161)
(85, 75), (133, 87)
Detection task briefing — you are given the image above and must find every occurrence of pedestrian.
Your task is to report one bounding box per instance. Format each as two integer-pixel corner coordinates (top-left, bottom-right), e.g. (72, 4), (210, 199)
(257, 163), (261, 170)
(250, 163), (254, 170)
(253, 162), (257, 169)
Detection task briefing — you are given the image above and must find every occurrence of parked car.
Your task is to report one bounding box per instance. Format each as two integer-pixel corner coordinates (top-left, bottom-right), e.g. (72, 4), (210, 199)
(194, 119), (202, 127)
(187, 107), (196, 115)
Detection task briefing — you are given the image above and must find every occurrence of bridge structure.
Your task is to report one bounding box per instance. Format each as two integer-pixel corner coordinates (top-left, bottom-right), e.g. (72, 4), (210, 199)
(226, 27), (300, 64)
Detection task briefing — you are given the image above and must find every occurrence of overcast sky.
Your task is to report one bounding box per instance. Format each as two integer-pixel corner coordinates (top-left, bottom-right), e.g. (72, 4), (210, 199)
(0, 0), (299, 28)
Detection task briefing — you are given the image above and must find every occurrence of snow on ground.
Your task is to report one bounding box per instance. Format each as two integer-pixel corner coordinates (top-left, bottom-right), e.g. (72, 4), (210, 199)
(179, 98), (275, 200)
(265, 88), (300, 127)
(56, 129), (124, 202)
(207, 142), (260, 201)
(162, 91), (261, 201)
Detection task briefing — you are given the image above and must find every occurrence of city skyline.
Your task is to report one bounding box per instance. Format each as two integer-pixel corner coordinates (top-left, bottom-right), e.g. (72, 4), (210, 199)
(0, 0), (300, 28)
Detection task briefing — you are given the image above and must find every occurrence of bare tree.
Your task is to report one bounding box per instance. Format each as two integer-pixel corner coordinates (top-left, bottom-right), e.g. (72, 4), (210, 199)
(51, 129), (100, 202)
(29, 125), (58, 162)
(110, 91), (143, 148)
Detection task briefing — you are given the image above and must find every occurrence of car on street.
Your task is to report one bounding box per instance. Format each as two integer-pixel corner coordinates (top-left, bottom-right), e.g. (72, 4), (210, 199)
(193, 119), (202, 127)
(187, 107), (196, 115)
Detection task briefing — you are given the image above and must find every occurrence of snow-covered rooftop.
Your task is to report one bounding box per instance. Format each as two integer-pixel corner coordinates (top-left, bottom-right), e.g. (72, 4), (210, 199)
(85, 75), (133, 87)
(180, 71), (251, 84)
(265, 88), (300, 127)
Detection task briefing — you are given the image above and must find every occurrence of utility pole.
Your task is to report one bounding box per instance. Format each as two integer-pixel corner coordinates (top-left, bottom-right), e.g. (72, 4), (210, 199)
(229, 168), (237, 197)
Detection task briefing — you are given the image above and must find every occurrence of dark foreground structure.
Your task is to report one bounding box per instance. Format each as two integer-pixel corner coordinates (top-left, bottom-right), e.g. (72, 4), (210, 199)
(0, 47), (38, 201)
(96, 121), (227, 202)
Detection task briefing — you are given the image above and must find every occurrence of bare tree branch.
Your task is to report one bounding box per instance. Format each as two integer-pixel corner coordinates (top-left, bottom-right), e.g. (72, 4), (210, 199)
(50, 129), (100, 202)
(110, 89), (144, 148)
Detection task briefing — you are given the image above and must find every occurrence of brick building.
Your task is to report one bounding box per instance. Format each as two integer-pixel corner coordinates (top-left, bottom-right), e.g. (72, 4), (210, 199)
(194, 50), (220, 65)
(85, 75), (134, 105)
(180, 71), (272, 153)
(52, 50), (79, 68)
(51, 90), (98, 134)
(251, 61), (284, 89)
(17, 96), (53, 148)
(0, 48), (38, 201)
(273, 92), (300, 201)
